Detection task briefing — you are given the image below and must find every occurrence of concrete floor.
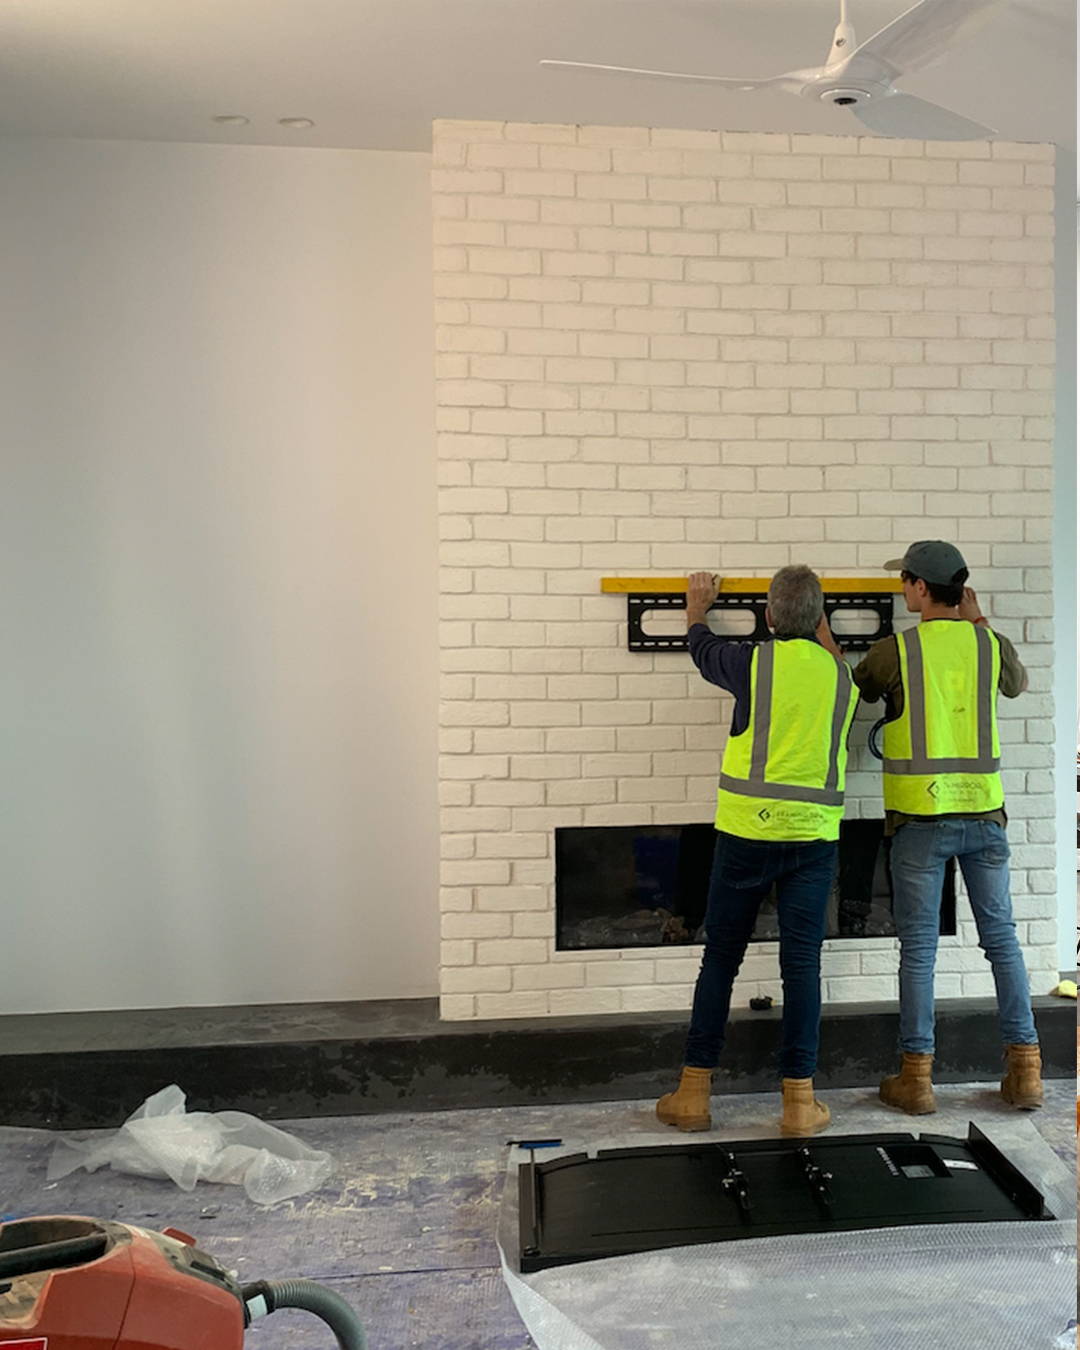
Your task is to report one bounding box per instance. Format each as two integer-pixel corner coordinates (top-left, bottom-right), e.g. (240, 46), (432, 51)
(1, 1080), (1074, 1349)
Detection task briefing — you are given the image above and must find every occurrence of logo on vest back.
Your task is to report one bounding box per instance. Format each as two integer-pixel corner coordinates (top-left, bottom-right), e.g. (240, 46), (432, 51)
(758, 809), (771, 821)
(926, 781), (938, 798)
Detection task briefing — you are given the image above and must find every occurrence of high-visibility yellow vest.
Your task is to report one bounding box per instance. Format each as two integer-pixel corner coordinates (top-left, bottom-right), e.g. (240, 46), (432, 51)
(882, 621), (1003, 815)
(716, 639), (859, 843)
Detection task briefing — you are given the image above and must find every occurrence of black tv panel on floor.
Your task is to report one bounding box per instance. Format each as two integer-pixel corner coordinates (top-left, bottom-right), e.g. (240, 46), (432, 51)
(517, 1124), (1052, 1272)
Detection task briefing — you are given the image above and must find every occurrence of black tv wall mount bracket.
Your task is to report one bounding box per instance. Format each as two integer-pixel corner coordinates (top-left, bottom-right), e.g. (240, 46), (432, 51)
(600, 577), (902, 654)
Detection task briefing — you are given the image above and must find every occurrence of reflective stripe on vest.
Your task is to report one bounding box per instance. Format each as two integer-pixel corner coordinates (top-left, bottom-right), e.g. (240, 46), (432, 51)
(882, 625), (1001, 777)
(718, 641), (856, 807)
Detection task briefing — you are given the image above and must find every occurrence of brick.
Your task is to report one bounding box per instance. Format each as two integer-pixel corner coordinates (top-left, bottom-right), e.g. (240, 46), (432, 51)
(578, 173), (649, 199)
(437, 219), (507, 248)
(614, 202), (683, 227)
(792, 182), (860, 207)
(891, 209), (957, 236)
(961, 160), (1025, 185)
(442, 910), (513, 938)
(434, 128), (1059, 1017)
(548, 989), (622, 1015)
(443, 965), (514, 994)
(475, 991), (551, 1017)
(540, 144), (612, 172)
(577, 125), (650, 148)
(645, 179), (712, 205)
(716, 231), (787, 259)
(515, 963), (587, 991)
(620, 986), (692, 1012)
(468, 300), (540, 326)
(792, 234), (857, 259)
(432, 168), (504, 194)
(753, 207), (822, 233)
(822, 208), (889, 233)
(475, 935), (550, 966)
(789, 492), (857, 516)
(475, 831), (549, 859)
(752, 155), (821, 180)
(715, 180), (786, 205)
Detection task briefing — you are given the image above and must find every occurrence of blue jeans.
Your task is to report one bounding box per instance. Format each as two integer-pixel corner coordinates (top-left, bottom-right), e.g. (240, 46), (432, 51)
(890, 819), (1038, 1054)
(685, 831), (837, 1079)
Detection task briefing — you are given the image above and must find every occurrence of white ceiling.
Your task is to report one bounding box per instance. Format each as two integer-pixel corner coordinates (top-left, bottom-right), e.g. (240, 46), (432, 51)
(0, 1), (1074, 153)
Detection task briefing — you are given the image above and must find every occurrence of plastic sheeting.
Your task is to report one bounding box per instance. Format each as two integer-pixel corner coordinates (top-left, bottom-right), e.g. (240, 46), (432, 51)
(47, 1085), (334, 1205)
(498, 1120), (1076, 1350)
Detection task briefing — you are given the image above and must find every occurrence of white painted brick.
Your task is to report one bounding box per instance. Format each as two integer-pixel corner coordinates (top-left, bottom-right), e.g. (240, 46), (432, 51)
(539, 144), (612, 172)
(751, 154), (821, 180)
(583, 803), (656, 826)
(716, 231), (789, 263)
(435, 119), (1057, 1021)
(645, 178), (712, 203)
(621, 986), (692, 1012)
(509, 278), (581, 305)
(826, 975), (897, 1001)
(545, 250), (614, 278)
(790, 181), (858, 207)
(960, 159), (1026, 185)
(442, 911), (513, 940)
(792, 233), (857, 259)
(476, 938), (549, 966)
(790, 492), (858, 517)
(578, 173), (649, 199)
(539, 200), (611, 229)
(548, 988), (622, 1015)
(443, 965), (515, 994)
(468, 299), (540, 327)
(512, 650), (582, 677)
(431, 168), (504, 195)
(754, 206), (823, 233)
(608, 204), (677, 232)
(475, 991), (552, 1018)
(515, 963), (587, 991)
(714, 180), (787, 205)
(577, 125), (650, 148)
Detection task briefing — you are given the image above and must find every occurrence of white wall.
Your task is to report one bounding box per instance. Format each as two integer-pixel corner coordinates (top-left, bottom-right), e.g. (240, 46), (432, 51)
(1052, 146), (1076, 972)
(0, 138), (439, 1013)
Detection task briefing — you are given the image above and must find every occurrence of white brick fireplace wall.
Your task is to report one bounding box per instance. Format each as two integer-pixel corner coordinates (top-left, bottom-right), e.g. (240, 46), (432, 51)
(432, 119), (1058, 1021)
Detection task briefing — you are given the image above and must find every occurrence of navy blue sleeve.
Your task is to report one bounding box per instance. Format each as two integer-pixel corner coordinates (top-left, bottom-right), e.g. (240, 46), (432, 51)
(687, 626), (754, 698)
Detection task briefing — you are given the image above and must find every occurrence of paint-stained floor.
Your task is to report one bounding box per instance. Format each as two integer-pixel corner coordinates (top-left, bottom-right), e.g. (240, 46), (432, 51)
(1, 1080), (1074, 1349)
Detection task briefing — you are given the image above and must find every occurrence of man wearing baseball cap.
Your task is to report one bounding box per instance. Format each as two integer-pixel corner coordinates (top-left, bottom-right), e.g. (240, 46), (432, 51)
(852, 541), (1041, 1115)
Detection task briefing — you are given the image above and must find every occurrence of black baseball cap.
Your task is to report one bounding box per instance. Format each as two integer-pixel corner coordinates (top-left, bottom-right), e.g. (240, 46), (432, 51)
(883, 541), (969, 586)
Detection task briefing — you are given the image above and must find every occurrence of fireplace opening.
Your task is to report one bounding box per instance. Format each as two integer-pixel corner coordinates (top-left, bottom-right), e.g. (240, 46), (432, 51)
(554, 820), (957, 952)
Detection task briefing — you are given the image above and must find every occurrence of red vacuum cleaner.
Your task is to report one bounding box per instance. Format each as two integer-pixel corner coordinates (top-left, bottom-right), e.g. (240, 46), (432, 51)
(0, 1217), (367, 1348)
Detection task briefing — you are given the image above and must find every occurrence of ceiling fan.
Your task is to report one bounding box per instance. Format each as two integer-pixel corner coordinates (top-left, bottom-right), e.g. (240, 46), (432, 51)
(540, 0), (1001, 140)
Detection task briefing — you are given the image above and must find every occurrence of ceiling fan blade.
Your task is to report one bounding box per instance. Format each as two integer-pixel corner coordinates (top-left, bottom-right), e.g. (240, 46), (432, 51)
(845, 0), (1002, 81)
(852, 91), (995, 140)
(538, 59), (785, 92)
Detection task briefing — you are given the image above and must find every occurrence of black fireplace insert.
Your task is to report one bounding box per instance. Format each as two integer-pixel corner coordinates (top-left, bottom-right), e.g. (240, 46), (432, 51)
(555, 819), (957, 951)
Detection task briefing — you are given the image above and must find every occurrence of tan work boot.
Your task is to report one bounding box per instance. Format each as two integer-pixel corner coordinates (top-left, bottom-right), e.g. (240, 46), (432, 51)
(1000, 1043), (1043, 1110)
(656, 1066), (712, 1132)
(779, 1077), (830, 1137)
(879, 1052), (936, 1115)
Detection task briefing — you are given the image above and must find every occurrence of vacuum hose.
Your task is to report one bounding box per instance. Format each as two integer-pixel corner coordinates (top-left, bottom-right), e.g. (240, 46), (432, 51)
(242, 1278), (368, 1348)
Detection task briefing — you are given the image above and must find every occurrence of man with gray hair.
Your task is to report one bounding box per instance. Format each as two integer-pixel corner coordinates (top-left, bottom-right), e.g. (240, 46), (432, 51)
(656, 565), (858, 1137)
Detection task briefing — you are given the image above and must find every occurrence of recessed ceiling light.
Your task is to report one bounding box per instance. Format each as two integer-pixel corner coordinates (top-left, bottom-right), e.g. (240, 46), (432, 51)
(278, 117), (316, 129)
(212, 115), (250, 126)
